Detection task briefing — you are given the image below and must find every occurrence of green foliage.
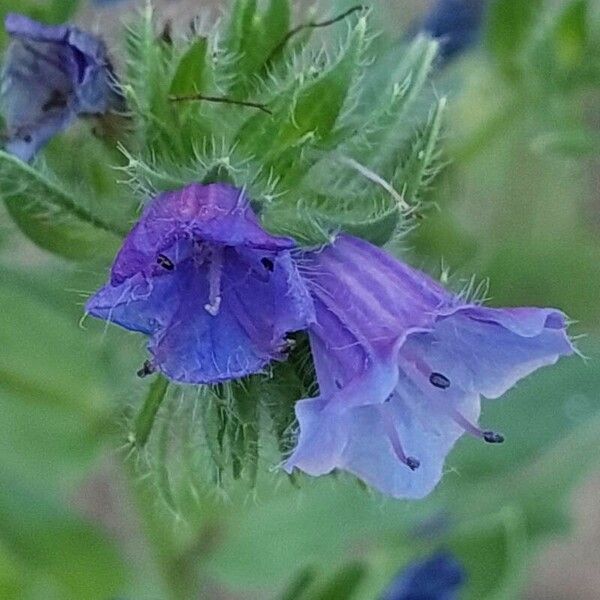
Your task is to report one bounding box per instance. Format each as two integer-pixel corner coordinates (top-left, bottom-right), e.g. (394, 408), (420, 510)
(0, 151), (123, 261)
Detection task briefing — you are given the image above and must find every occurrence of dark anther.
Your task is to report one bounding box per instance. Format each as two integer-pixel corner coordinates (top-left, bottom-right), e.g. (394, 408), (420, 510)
(137, 360), (155, 378)
(335, 379), (343, 390)
(42, 89), (67, 112)
(483, 431), (505, 444)
(429, 372), (451, 389)
(160, 20), (173, 45)
(261, 257), (274, 272)
(23, 134), (32, 143)
(406, 456), (421, 471)
(157, 254), (174, 270)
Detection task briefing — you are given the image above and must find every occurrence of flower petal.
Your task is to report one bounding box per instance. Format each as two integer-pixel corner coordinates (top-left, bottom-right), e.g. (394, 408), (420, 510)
(403, 305), (574, 399)
(286, 233), (573, 498)
(287, 363), (480, 499)
(111, 184), (294, 284)
(87, 184), (314, 383)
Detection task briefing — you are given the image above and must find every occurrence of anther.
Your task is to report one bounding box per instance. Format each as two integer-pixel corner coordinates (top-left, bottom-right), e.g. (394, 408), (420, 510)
(383, 415), (421, 472)
(483, 431), (505, 444)
(261, 257), (274, 272)
(449, 409), (505, 445)
(406, 456), (421, 471)
(157, 254), (174, 271)
(136, 360), (155, 378)
(429, 372), (451, 389)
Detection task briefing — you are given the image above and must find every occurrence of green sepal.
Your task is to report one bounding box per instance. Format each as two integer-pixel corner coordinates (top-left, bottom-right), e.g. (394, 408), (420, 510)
(226, 381), (260, 485)
(393, 96), (447, 205)
(132, 375), (169, 448)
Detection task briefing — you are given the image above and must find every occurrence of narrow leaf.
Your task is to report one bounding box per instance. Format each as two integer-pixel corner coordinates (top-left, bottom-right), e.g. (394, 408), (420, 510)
(133, 375), (169, 448)
(0, 151), (123, 261)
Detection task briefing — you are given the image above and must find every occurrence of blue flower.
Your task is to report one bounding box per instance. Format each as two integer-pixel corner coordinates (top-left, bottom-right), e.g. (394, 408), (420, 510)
(1, 13), (123, 161)
(381, 552), (465, 600)
(86, 183), (315, 384)
(421, 0), (487, 62)
(284, 235), (574, 498)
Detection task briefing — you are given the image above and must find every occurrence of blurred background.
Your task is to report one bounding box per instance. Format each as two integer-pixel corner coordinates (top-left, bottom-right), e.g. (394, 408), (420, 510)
(0, 0), (599, 598)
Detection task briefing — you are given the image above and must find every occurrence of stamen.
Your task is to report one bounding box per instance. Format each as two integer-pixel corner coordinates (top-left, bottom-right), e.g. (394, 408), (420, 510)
(483, 431), (505, 444)
(137, 360), (155, 378)
(449, 409), (504, 444)
(157, 253), (174, 271)
(261, 257), (274, 272)
(382, 412), (420, 471)
(204, 247), (224, 316)
(429, 372), (450, 389)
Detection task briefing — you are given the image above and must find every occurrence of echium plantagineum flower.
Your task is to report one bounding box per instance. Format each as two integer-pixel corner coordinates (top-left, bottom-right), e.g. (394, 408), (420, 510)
(284, 234), (574, 499)
(420, 0), (487, 62)
(1, 13), (123, 162)
(86, 183), (315, 383)
(381, 551), (465, 600)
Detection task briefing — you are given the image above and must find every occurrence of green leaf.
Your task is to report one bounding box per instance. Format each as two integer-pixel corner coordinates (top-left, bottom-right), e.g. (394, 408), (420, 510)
(0, 152), (123, 261)
(448, 508), (527, 600)
(308, 563), (367, 600)
(169, 38), (209, 96)
(279, 567), (318, 600)
(0, 473), (126, 600)
(486, 0), (543, 79)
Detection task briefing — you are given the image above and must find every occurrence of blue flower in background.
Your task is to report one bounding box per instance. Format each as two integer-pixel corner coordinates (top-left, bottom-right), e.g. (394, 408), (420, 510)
(421, 0), (487, 61)
(1, 13), (123, 161)
(284, 234), (573, 498)
(86, 183), (315, 384)
(381, 552), (465, 600)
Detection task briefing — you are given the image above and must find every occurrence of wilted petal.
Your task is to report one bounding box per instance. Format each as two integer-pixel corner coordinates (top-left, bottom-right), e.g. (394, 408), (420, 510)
(285, 234), (573, 498)
(87, 183), (314, 384)
(1, 13), (122, 161)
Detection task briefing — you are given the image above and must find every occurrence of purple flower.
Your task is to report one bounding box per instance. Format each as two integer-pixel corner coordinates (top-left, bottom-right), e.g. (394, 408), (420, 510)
(1, 14), (123, 161)
(284, 235), (574, 498)
(421, 0), (487, 62)
(381, 552), (465, 600)
(86, 183), (315, 384)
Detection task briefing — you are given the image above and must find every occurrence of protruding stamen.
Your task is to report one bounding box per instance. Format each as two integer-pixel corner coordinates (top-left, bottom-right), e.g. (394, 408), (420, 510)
(204, 247), (224, 316)
(157, 253), (174, 271)
(382, 412), (421, 472)
(429, 372), (451, 389)
(137, 360), (155, 378)
(449, 409), (505, 445)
